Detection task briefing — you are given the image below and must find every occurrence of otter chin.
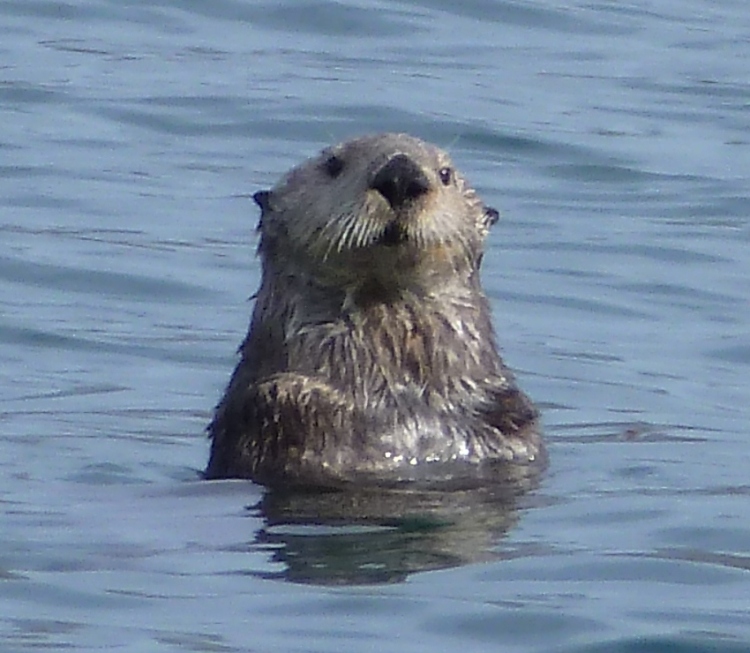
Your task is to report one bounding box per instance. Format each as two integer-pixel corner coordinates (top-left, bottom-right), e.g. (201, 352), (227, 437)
(205, 133), (543, 489)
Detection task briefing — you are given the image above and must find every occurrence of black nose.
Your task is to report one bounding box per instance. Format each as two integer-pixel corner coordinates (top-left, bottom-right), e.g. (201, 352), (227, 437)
(371, 154), (430, 210)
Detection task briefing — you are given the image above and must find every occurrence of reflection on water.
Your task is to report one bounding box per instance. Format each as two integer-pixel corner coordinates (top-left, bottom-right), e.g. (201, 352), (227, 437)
(246, 466), (543, 585)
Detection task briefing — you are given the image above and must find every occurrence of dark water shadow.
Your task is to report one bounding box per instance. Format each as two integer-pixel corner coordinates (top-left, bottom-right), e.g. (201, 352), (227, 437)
(244, 465), (544, 586)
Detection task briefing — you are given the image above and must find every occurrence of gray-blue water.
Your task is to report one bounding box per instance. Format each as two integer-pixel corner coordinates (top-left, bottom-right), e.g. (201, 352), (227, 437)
(2, 0), (749, 651)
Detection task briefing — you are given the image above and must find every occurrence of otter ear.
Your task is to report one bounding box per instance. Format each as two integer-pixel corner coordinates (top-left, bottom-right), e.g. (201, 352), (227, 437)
(253, 190), (273, 232)
(253, 190), (272, 212)
(483, 206), (500, 228)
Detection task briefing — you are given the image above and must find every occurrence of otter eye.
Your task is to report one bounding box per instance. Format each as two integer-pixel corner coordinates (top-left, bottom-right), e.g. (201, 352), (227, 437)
(438, 166), (453, 186)
(323, 154), (344, 178)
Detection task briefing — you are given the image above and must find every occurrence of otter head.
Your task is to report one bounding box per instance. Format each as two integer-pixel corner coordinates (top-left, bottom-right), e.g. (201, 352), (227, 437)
(253, 133), (499, 296)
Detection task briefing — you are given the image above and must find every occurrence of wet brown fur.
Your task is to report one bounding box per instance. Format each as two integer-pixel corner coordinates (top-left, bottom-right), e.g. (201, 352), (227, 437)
(206, 133), (542, 488)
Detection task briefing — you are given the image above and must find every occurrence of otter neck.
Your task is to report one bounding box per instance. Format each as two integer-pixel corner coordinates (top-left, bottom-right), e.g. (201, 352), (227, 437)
(288, 274), (503, 394)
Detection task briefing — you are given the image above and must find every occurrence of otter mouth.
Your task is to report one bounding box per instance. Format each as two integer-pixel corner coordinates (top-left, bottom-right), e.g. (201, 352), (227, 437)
(377, 220), (409, 247)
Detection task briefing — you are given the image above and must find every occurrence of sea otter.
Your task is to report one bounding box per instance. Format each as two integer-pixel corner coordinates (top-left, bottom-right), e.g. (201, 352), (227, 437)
(205, 133), (542, 488)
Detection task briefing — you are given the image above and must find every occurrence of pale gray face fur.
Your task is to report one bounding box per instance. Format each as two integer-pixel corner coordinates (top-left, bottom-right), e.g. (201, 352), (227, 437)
(256, 133), (499, 295)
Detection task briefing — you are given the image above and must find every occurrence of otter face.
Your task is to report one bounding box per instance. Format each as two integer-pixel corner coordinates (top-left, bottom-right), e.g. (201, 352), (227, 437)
(256, 134), (499, 288)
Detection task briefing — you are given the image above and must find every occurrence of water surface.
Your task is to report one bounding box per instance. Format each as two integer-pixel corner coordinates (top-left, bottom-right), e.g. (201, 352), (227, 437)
(2, 0), (749, 651)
